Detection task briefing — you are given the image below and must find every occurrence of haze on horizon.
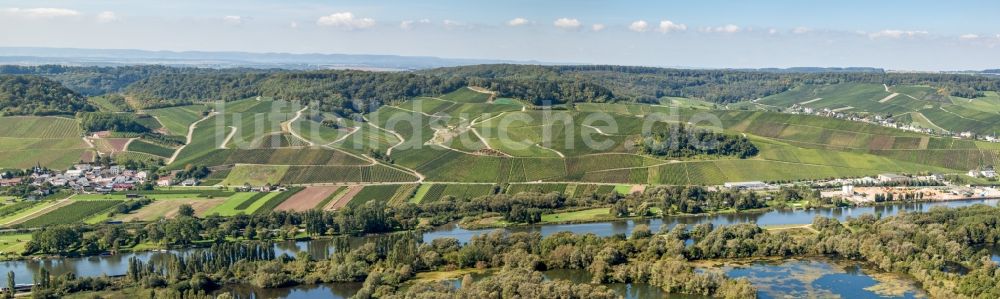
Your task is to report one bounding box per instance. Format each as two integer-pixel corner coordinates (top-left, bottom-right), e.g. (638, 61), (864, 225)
(1, 0), (999, 71)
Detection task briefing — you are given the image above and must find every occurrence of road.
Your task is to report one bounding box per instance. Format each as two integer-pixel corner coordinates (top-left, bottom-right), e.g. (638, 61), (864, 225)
(167, 112), (217, 164)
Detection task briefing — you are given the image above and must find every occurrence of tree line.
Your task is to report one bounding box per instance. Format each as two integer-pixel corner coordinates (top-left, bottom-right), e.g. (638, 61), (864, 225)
(28, 203), (1000, 298)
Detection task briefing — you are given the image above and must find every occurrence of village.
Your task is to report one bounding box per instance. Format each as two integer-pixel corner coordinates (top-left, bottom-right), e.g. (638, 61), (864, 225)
(783, 104), (998, 142)
(0, 163), (203, 197)
(724, 167), (1000, 204)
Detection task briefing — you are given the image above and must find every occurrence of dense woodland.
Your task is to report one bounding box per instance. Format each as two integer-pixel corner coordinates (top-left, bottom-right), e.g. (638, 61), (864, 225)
(424, 65), (1000, 102)
(0, 75), (92, 116)
(637, 123), (759, 159)
(77, 112), (151, 133)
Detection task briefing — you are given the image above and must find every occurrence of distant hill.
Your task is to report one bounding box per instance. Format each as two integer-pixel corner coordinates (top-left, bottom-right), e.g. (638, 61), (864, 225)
(0, 75), (92, 116)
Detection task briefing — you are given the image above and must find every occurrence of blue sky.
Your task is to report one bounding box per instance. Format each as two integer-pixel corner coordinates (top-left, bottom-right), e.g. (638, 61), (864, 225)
(1, 0), (999, 70)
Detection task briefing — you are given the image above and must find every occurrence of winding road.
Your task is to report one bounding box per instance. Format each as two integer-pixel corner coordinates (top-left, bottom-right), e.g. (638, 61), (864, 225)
(167, 112), (217, 164)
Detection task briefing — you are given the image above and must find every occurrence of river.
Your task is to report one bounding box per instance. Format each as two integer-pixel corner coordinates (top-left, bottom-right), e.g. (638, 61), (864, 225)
(0, 198), (994, 288)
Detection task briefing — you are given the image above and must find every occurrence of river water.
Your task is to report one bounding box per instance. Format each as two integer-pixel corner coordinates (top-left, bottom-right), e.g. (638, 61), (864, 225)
(0, 198), (994, 293)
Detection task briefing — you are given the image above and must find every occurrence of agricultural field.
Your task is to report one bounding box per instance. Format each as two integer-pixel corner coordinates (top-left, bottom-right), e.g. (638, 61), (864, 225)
(0, 233), (30, 255)
(127, 139), (176, 157)
(759, 83), (901, 113)
(438, 87), (493, 103)
(0, 116), (89, 168)
(540, 208), (613, 223)
(414, 184), (497, 203)
(17, 200), (122, 227)
(952, 91), (1000, 113)
(276, 186), (343, 211)
(252, 187), (304, 214)
(115, 198), (226, 221)
(145, 104), (207, 137)
(325, 185), (363, 210)
(347, 185), (403, 208)
(206, 192), (268, 216)
(506, 183), (568, 195)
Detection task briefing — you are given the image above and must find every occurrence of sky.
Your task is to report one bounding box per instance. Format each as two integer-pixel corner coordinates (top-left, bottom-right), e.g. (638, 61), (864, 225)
(1, 0), (999, 71)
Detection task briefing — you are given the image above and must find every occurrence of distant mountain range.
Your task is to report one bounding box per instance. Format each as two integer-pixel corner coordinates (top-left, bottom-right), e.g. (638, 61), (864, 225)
(0, 47), (548, 70)
(0, 47), (995, 74)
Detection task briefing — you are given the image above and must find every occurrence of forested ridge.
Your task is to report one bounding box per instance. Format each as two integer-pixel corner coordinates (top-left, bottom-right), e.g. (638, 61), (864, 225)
(0, 75), (92, 116)
(2, 64), (1000, 117)
(424, 64), (1000, 102)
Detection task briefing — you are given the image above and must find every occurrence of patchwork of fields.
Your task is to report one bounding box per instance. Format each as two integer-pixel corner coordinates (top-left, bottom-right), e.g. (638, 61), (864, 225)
(8, 85), (1000, 194)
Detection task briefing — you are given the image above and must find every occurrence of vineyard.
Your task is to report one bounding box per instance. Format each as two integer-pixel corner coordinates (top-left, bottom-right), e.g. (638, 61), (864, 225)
(277, 165), (417, 184)
(506, 183), (568, 195)
(146, 105), (206, 137)
(0, 116), (80, 138)
(114, 151), (165, 164)
(417, 184), (497, 203)
(570, 184), (617, 197)
(183, 148), (369, 166)
(439, 87), (492, 103)
(127, 139), (176, 157)
(347, 185), (404, 208)
(18, 200), (123, 227)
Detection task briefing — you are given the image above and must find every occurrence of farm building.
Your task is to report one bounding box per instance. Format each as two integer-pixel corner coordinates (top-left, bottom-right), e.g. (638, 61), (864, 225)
(724, 181), (769, 190)
(968, 167), (996, 178)
(877, 173), (909, 183)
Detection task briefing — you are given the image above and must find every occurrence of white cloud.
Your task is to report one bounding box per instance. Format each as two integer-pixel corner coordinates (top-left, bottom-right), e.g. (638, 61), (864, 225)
(553, 18), (581, 30)
(959, 33), (979, 40)
(96, 11), (116, 23)
(290, 21), (299, 28)
(442, 19), (464, 29)
(2, 7), (79, 18)
(656, 20), (686, 33)
(792, 27), (811, 34)
(223, 15), (242, 25)
(400, 19), (429, 30)
(628, 20), (649, 32)
(591, 23), (605, 31)
(704, 24), (741, 33)
(768, 28), (778, 35)
(867, 29), (928, 39)
(316, 12), (376, 30)
(508, 17), (529, 27)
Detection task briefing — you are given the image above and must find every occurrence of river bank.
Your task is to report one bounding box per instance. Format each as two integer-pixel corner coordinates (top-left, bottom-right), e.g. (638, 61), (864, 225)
(0, 197), (996, 285)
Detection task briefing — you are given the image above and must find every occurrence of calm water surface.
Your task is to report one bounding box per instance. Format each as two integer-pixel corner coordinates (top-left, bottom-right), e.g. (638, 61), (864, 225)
(0, 199), (992, 288)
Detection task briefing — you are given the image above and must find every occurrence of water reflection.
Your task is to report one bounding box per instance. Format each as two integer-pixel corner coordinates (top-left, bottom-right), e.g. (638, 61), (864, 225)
(424, 199), (997, 244)
(214, 282), (363, 299)
(0, 199), (993, 285)
(721, 259), (926, 298)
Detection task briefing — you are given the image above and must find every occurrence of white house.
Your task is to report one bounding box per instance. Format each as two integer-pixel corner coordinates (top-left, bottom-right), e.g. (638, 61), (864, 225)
(877, 173), (908, 183)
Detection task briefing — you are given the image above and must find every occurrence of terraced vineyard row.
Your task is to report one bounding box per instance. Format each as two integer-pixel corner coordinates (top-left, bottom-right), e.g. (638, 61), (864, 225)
(0, 116), (80, 138)
(18, 200), (123, 227)
(347, 185), (402, 208)
(278, 165), (417, 184)
(506, 183), (567, 194)
(419, 184), (496, 203)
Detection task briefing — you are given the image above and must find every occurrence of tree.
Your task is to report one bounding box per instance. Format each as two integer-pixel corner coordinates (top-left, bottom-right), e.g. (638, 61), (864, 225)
(5, 271), (12, 299)
(178, 204), (195, 217)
